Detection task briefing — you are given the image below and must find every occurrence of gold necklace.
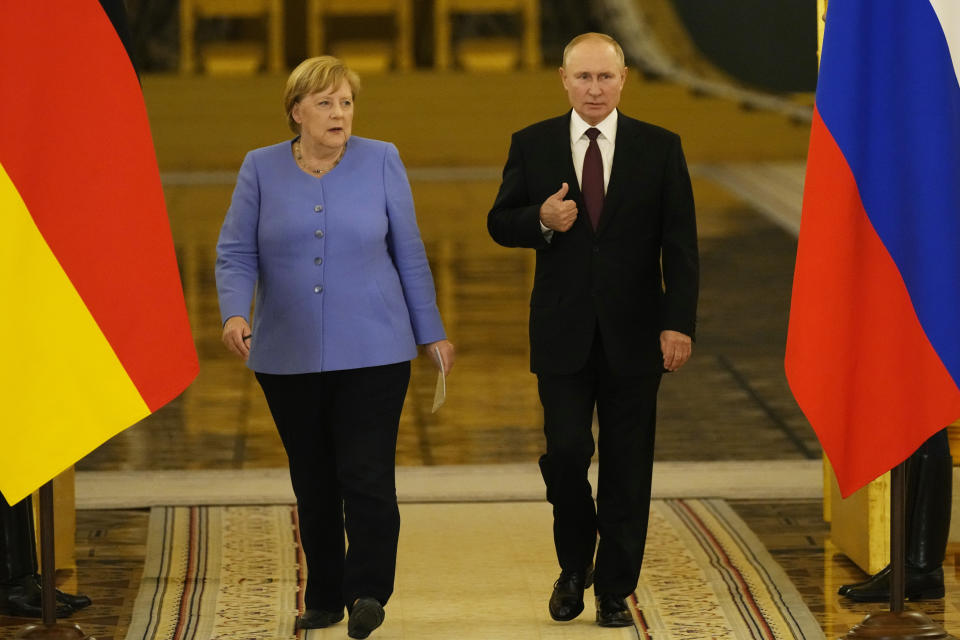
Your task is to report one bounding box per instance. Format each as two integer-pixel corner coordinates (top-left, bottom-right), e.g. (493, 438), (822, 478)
(295, 141), (344, 175)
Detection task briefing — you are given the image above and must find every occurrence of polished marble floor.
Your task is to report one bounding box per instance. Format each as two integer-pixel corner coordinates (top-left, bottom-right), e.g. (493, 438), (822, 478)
(4, 72), (954, 639)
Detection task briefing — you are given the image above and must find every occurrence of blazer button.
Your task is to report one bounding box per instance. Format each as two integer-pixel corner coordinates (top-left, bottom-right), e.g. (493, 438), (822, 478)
(314, 257), (323, 265)
(314, 205), (323, 212)
(314, 285), (324, 294)
(315, 229), (324, 238)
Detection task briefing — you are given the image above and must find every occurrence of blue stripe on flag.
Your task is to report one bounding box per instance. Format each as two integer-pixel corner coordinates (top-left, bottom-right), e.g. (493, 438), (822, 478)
(815, 0), (960, 385)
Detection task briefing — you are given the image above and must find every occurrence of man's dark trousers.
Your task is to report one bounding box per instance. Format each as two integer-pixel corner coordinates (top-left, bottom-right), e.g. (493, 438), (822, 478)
(537, 329), (661, 597)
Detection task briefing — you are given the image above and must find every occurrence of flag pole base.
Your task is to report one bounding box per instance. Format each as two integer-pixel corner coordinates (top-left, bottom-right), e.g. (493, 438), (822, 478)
(841, 610), (955, 639)
(13, 622), (95, 639)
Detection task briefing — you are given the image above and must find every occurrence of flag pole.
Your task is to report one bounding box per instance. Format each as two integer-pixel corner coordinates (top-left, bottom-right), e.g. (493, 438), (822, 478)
(890, 462), (906, 614)
(841, 461), (953, 640)
(13, 482), (94, 640)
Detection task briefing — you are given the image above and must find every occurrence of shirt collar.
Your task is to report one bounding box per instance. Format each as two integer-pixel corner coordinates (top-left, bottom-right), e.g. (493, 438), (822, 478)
(570, 108), (618, 145)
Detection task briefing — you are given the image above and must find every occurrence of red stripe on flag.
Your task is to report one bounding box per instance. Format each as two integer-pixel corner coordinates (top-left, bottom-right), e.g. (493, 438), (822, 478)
(0, 4), (197, 411)
(785, 110), (960, 497)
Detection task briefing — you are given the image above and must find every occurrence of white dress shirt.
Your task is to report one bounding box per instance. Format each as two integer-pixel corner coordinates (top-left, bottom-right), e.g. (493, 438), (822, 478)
(570, 108), (617, 193)
(541, 109), (619, 237)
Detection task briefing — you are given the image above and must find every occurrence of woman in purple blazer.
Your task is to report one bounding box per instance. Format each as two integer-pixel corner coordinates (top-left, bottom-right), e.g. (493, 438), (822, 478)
(215, 56), (454, 639)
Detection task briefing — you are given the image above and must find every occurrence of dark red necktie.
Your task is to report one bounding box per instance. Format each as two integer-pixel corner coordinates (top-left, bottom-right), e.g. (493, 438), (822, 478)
(582, 127), (604, 230)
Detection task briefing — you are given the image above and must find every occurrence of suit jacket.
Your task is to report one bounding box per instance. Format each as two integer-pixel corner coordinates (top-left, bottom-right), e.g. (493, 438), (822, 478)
(487, 110), (698, 376)
(216, 136), (446, 374)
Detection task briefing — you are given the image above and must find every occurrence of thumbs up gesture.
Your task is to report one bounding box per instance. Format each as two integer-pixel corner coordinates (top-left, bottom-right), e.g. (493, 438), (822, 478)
(539, 182), (578, 232)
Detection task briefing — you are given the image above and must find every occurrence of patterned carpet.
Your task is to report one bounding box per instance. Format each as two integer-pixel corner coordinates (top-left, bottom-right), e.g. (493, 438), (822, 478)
(637, 500), (820, 639)
(125, 506), (302, 640)
(123, 500), (822, 640)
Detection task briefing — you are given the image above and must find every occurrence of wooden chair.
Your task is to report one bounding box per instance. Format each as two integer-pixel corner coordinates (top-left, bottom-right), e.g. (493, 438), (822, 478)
(180, 0), (285, 74)
(433, 0), (541, 71)
(307, 0), (414, 72)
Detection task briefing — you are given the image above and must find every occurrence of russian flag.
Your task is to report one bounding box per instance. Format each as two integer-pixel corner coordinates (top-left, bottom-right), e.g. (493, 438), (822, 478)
(786, 1), (960, 497)
(0, 3), (198, 504)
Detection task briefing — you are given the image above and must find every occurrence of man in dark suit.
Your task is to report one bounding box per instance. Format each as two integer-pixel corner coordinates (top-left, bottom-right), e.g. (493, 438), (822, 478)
(487, 32), (698, 627)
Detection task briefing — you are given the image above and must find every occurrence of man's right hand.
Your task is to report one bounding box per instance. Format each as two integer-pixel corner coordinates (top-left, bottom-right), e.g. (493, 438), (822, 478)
(539, 182), (578, 232)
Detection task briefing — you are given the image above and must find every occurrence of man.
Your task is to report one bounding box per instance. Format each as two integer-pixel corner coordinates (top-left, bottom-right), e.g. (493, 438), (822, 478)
(487, 33), (698, 627)
(0, 494), (91, 618)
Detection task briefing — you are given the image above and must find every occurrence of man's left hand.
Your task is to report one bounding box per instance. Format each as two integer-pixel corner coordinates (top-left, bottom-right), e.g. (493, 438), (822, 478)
(660, 330), (692, 372)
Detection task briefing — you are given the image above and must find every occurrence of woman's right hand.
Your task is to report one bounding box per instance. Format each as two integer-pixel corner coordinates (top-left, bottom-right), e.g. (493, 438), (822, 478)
(222, 316), (252, 361)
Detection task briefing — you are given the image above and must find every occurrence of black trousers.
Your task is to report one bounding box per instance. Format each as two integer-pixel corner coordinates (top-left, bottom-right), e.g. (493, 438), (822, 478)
(0, 493), (37, 584)
(915, 428), (949, 458)
(537, 331), (661, 598)
(256, 361), (410, 611)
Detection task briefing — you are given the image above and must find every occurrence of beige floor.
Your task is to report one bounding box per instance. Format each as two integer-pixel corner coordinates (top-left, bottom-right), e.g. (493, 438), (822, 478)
(369, 502), (636, 640)
(74, 461), (822, 509)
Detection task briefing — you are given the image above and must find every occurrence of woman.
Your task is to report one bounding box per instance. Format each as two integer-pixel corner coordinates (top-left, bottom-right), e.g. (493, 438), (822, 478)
(215, 56), (454, 639)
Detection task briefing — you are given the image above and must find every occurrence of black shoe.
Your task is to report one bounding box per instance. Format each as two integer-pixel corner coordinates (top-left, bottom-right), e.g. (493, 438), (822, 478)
(298, 608), (344, 629)
(838, 565), (889, 597)
(840, 565), (945, 602)
(55, 589), (92, 610)
(0, 576), (74, 618)
(348, 597), (385, 639)
(31, 575), (92, 610)
(548, 565), (594, 622)
(596, 594), (633, 627)
(838, 570), (877, 597)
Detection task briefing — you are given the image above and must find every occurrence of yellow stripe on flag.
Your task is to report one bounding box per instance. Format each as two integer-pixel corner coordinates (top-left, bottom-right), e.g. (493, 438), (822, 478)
(0, 162), (150, 505)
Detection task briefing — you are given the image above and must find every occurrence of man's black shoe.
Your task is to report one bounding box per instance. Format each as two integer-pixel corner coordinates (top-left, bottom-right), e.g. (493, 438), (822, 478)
(838, 566), (886, 597)
(839, 565), (945, 602)
(30, 575), (92, 610)
(297, 608), (344, 629)
(596, 594), (633, 627)
(0, 576), (74, 618)
(348, 597), (384, 639)
(548, 565), (594, 621)
(55, 589), (92, 611)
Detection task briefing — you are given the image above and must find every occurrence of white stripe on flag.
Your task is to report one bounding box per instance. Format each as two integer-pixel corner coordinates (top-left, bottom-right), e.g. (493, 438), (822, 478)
(930, 0), (960, 87)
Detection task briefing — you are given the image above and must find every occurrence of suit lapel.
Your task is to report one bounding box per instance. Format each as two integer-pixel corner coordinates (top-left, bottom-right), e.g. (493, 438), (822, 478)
(545, 111), (603, 238)
(551, 112), (581, 205)
(596, 115), (639, 237)
(535, 112), (594, 238)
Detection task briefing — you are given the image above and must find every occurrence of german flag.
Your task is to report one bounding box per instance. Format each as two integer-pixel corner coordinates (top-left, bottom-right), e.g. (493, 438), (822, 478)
(0, 3), (198, 504)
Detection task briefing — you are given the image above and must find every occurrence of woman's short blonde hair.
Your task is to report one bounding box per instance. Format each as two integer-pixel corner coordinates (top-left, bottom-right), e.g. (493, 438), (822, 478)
(283, 56), (361, 133)
(561, 33), (626, 68)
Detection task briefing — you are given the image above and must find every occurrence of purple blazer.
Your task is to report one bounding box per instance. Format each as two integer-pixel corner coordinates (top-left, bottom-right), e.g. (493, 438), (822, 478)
(215, 136), (446, 374)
